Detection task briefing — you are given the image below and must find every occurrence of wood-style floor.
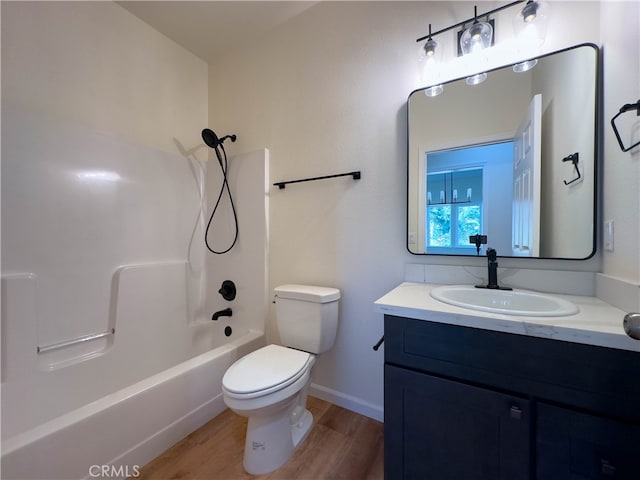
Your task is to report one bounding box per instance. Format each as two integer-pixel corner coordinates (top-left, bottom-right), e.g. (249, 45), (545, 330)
(136, 397), (384, 480)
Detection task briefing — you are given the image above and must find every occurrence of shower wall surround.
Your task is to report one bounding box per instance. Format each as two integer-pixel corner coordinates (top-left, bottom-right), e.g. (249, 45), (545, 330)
(3, 110), (200, 357)
(2, 2), (269, 474)
(2, 0), (207, 380)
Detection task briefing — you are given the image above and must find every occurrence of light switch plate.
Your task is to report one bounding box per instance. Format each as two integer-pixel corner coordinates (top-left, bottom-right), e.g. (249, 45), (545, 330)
(604, 220), (614, 251)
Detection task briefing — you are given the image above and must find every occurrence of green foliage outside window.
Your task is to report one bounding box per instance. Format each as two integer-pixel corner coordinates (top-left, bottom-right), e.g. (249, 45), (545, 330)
(456, 206), (481, 247)
(428, 206), (451, 246)
(427, 204), (481, 249)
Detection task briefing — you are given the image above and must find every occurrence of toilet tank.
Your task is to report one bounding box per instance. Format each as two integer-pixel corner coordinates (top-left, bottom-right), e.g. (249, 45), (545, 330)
(274, 285), (340, 354)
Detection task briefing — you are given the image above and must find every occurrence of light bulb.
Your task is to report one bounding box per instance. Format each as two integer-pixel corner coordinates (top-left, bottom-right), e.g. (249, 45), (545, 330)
(418, 37), (442, 86)
(424, 85), (443, 97)
(424, 38), (438, 58)
(460, 18), (492, 87)
(514, 0), (549, 48)
(513, 59), (538, 73)
(460, 21), (493, 56)
(466, 73), (487, 86)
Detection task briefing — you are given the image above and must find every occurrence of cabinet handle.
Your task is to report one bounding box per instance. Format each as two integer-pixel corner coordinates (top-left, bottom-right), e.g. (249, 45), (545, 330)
(601, 459), (616, 476)
(510, 405), (522, 420)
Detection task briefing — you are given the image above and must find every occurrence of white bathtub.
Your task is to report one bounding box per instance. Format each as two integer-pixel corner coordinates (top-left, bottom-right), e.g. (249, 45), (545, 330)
(1, 329), (264, 480)
(2, 110), (270, 479)
(1, 261), (266, 480)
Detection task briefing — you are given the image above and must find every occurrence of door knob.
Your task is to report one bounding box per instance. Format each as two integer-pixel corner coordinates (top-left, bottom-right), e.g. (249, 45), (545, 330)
(623, 312), (640, 340)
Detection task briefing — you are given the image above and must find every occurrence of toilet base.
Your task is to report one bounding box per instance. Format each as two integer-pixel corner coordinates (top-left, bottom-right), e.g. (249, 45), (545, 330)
(291, 408), (313, 448)
(243, 408), (313, 475)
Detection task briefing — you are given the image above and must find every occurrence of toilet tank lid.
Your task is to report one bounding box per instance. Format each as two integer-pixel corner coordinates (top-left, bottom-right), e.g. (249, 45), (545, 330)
(275, 284), (340, 303)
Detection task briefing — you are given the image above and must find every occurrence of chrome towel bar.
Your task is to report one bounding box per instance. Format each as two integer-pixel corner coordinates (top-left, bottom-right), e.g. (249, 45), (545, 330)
(37, 328), (115, 354)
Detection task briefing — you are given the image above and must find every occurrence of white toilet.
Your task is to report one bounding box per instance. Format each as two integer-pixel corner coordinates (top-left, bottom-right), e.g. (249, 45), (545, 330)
(222, 284), (341, 475)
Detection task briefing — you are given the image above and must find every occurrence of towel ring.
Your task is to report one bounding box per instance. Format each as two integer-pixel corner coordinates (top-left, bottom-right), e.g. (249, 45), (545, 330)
(611, 100), (640, 153)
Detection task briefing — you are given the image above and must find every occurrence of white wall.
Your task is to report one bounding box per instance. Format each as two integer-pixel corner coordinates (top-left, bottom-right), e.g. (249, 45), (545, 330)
(207, 1), (639, 421)
(599, 1), (640, 287)
(2, 1), (207, 155)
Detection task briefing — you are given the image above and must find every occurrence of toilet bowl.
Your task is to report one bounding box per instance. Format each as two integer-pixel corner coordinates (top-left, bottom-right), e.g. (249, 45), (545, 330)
(221, 284), (340, 475)
(222, 344), (316, 475)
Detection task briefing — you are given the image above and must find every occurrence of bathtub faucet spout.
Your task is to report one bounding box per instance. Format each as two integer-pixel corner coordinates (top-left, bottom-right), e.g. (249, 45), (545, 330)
(212, 307), (233, 321)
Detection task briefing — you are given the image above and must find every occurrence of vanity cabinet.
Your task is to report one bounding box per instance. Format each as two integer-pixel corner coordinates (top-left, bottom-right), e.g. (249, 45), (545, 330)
(384, 315), (640, 480)
(386, 365), (530, 479)
(537, 402), (640, 478)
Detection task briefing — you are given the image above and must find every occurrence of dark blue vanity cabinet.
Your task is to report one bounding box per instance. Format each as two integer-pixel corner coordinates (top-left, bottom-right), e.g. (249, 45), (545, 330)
(386, 365), (531, 479)
(384, 315), (640, 479)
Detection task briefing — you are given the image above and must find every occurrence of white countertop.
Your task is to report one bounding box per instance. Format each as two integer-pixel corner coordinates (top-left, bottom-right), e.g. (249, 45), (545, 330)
(374, 282), (640, 352)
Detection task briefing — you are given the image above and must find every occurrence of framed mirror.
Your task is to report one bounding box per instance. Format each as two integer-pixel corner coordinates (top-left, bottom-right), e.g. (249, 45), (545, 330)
(407, 43), (599, 259)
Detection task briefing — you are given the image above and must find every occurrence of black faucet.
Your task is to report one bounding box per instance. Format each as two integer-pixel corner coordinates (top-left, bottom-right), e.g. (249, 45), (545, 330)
(211, 307), (233, 320)
(476, 248), (512, 290)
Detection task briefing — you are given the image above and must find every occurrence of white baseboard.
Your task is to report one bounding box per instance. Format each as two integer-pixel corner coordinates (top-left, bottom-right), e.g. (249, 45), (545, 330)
(107, 394), (227, 478)
(309, 383), (383, 423)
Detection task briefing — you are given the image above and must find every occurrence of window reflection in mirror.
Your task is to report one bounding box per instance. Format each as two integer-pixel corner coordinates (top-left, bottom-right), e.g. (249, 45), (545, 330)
(407, 44), (598, 259)
(424, 143), (512, 256)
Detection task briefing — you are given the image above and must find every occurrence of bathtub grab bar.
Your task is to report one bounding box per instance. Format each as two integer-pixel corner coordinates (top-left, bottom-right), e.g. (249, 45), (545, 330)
(37, 328), (115, 354)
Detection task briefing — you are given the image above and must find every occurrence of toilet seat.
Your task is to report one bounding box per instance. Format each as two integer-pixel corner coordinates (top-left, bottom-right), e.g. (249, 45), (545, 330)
(223, 344), (313, 399)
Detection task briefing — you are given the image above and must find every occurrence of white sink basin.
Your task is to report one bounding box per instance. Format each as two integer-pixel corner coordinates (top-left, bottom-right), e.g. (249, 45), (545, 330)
(430, 285), (579, 317)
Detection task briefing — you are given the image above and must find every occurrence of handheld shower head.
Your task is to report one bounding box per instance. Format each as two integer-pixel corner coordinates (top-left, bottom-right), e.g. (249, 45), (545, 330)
(201, 127), (240, 255)
(201, 129), (237, 149)
(201, 128), (221, 148)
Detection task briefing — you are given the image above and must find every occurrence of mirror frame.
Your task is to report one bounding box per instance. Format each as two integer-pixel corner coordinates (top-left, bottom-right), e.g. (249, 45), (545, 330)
(407, 43), (601, 260)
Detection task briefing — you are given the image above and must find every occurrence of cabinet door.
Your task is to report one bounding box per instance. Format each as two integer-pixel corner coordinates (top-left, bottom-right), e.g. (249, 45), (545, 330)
(385, 365), (530, 480)
(537, 402), (640, 479)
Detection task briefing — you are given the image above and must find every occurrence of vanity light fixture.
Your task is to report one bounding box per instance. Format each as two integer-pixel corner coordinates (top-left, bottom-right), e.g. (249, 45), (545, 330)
(465, 72), (488, 86)
(459, 6), (493, 85)
(424, 84), (444, 97)
(416, 1), (549, 90)
(418, 24), (444, 95)
(423, 26), (439, 58)
(513, 0), (549, 48)
(513, 59), (538, 73)
(512, 0), (548, 72)
(459, 7), (494, 57)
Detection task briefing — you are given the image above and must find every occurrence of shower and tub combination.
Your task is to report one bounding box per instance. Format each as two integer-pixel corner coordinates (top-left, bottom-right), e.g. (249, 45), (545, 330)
(1, 116), (269, 479)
